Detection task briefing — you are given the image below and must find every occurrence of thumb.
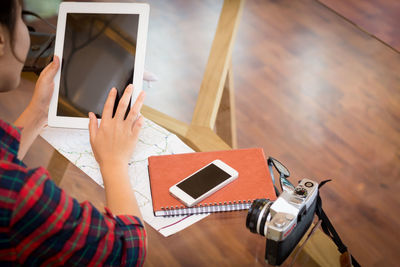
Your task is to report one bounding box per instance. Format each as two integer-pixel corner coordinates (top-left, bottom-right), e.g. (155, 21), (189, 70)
(88, 112), (98, 143)
(40, 55), (60, 81)
(48, 55), (60, 77)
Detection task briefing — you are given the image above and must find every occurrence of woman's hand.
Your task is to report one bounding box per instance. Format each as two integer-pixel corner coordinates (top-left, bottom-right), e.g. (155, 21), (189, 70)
(14, 56), (60, 159)
(89, 84), (145, 169)
(88, 84), (145, 217)
(28, 55), (60, 125)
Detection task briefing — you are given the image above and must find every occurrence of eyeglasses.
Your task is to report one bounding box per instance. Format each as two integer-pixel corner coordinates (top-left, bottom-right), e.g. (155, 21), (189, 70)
(267, 157), (295, 196)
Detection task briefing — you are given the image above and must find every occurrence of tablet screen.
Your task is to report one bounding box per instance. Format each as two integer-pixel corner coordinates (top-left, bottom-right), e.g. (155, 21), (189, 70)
(57, 13), (139, 118)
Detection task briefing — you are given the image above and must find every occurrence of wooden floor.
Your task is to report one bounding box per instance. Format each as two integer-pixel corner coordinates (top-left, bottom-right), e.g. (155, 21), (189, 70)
(318, 0), (400, 51)
(1, 0), (399, 266)
(140, 0), (400, 265)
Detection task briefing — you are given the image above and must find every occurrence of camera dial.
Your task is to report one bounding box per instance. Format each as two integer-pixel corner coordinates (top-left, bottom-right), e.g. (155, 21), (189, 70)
(273, 218), (286, 228)
(304, 181), (314, 188)
(294, 187), (308, 198)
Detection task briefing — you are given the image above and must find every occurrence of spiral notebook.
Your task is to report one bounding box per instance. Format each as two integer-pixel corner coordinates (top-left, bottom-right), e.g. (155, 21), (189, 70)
(148, 148), (277, 216)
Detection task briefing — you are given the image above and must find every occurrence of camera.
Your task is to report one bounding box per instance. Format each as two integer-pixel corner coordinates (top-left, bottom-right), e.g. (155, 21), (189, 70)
(246, 178), (318, 265)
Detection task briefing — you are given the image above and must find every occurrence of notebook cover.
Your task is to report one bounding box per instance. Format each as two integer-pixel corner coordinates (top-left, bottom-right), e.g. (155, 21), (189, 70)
(148, 148), (277, 214)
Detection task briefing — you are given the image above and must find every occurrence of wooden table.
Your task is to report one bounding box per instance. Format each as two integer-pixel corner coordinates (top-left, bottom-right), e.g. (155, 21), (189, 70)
(40, 143), (340, 267)
(18, 0), (343, 265)
(57, 164), (270, 266)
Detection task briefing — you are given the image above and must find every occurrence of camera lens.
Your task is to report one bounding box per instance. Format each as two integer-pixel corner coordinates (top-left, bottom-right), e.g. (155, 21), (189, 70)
(258, 202), (272, 236)
(246, 199), (272, 236)
(246, 199), (265, 233)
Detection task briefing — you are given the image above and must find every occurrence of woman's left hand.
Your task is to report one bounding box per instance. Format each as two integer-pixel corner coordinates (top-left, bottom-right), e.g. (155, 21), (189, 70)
(14, 56), (60, 158)
(28, 55), (60, 124)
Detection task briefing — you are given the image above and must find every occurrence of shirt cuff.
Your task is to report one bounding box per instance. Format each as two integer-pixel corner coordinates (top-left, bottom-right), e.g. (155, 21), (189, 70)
(104, 207), (145, 228)
(0, 120), (24, 164)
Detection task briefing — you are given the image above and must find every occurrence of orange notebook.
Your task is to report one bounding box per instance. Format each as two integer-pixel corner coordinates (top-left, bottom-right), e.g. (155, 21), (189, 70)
(148, 148), (277, 216)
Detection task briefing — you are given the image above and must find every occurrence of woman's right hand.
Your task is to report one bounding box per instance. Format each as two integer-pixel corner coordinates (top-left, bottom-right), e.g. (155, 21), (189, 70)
(88, 84), (145, 169)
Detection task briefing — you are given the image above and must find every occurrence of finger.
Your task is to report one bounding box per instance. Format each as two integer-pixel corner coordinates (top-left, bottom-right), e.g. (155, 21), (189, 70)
(40, 55), (60, 82)
(126, 90), (145, 123)
(131, 115), (144, 141)
(88, 112), (98, 143)
(102, 88), (117, 119)
(115, 84), (133, 120)
(49, 55), (60, 76)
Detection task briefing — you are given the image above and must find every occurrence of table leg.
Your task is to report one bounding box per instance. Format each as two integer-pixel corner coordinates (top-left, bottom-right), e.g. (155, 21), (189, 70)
(215, 62), (237, 149)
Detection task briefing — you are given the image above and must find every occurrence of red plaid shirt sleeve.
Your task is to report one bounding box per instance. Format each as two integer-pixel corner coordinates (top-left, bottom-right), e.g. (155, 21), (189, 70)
(0, 120), (146, 266)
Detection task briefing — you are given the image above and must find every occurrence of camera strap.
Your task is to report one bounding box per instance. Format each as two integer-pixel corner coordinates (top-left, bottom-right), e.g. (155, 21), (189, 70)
(316, 180), (361, 267)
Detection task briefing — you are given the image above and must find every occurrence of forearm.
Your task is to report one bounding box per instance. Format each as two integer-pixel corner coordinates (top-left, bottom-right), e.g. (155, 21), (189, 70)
(100, 163), (143, 222)
(14, 105), (46, 159)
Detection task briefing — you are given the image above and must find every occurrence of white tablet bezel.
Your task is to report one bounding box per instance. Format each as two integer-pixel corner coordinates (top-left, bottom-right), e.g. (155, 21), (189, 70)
(48, 2), (149, 129)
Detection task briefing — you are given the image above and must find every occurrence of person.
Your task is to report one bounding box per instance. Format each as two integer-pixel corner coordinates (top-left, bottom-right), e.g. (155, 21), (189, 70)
(0, 0), (147, 265)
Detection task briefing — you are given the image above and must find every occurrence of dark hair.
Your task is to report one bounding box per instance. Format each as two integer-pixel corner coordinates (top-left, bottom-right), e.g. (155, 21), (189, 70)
(0, 0), (25, 63)
(0, 0), (18, 41)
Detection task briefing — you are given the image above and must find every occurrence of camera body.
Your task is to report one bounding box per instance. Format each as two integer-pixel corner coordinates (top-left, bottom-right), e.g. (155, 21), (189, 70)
(246, 179), (318, 265)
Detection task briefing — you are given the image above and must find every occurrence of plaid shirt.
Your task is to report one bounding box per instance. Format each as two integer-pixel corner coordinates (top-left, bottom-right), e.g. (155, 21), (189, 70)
(0, 119), (146, 266)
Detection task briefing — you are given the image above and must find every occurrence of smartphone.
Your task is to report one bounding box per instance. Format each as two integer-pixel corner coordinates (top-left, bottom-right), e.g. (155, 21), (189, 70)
(169, 159), (239, 207)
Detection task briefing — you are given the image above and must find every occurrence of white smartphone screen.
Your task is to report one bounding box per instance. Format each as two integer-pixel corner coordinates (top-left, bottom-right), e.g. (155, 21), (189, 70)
(176, 163), (232, 199)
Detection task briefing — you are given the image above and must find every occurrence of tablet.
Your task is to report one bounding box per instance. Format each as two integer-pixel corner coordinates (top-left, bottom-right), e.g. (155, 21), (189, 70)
(48, 2), (149, 129)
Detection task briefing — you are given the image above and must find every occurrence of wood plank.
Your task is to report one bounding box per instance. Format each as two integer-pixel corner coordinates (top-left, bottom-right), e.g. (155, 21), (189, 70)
(185, 125), (232, 152)
(191, 0), (244, 128)
(141, 104), (189, 138)
(215, 63), (238, 148)
(46, 149), (69, 186)
(317, 0), (400, 51)
(293, 224), (341, 267)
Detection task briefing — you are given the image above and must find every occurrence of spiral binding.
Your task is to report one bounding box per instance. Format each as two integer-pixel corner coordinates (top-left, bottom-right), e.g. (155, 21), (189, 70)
(156, 200), (254, 217)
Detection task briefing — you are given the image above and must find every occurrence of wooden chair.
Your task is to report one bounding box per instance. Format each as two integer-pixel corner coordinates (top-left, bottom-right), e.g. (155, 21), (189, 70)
(141, 0), (242, 152)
